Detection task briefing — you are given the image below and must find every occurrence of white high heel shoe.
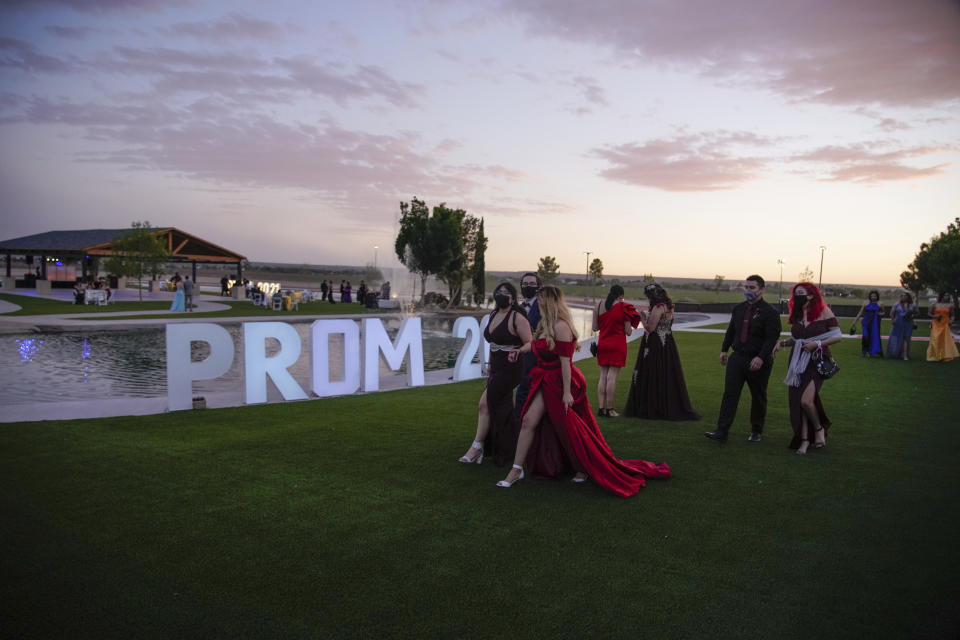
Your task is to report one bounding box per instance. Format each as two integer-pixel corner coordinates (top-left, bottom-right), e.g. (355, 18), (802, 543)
(458, 441), (483, 464)
(496, 464), (525, 488)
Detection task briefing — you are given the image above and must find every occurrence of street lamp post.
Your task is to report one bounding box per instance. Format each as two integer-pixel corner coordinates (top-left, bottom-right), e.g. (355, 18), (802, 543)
(373, 245), (379, 269)
(818, 245), (826, 288)
(583, 251), (592, 300)
(777, 258), (786, 314)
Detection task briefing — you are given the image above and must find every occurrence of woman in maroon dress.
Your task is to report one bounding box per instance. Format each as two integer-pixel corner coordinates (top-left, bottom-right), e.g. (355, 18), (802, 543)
(623, 284), (701, 420)
(772, 282), (843, 454)
(592, 285), (641, 417)
(459, 282), (532, 466)
(496, 285), (670, 497)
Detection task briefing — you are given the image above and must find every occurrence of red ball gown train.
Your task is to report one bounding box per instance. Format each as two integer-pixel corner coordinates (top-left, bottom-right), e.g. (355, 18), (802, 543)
(522, 338), (670, 498)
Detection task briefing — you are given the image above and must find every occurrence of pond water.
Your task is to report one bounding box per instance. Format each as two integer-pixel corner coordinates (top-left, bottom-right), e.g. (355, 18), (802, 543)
(0, 308), (701, 406)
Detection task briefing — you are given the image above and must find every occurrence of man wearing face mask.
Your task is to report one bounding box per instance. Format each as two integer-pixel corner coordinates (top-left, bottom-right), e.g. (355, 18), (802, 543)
(514, 272), (542, 422)
(705, 275), (782, 443)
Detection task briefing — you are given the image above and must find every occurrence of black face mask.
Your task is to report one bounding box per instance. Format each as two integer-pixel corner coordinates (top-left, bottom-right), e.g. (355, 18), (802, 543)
(494, 293), (512, 309)
(793, 294), (808, 305)
(521, 285), (539, 299)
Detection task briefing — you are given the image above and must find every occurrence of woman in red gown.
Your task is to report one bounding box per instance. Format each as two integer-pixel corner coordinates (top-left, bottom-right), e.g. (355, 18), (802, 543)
(592, 284), (641, 417)
(497, 286), (670, 497)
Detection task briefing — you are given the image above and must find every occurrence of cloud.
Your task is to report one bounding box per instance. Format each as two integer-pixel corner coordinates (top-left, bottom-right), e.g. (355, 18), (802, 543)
(472, 196), (577, 217)
(452, 164), (527, 184)
(566, 74), (607, 115)
(163, 13), (286, 42)
(0, 37), (77, 73)
(276, 58), (425, 107)
(593, 131), (954, 190)
(0, 94), (485, 211)
(0, 43), (428, 109)
(44, 25), (93, 40)
(592, 130), (778, 191)
(819, 163), (949, 183)
(790, 142), (954, 183)
(432, 138), (463, 154)
(1, 0), (189, 13)
(506, 0), (960, 107)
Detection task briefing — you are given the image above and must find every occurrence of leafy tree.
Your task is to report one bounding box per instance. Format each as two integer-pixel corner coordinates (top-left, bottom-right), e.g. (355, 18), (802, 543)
(537, 256), (560, 284)
(798, 265), (815, 282)
(363, 264), (383, 286)
(589, 258), (603, 283)
(431, 204), (468, 306)
(469, 218), (487, 305)
(104, 221), (170, 301)
(394, 198), (485, 307)
(395, 198), (442, 303)
(899, 264), (924, 302)
(713, 274), (725, 293)
(904, 217), (960, 311)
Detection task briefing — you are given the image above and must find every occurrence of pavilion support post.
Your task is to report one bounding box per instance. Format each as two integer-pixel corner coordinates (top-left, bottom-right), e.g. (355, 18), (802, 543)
(233, 261), (244, 299)
(35, 255), (52, 295)
(1, 253), (12, 291)
(191, 261), (197, 282)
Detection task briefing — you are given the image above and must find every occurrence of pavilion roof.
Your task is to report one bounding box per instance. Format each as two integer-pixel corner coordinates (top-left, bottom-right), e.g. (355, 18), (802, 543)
(0, 228), (245, 263)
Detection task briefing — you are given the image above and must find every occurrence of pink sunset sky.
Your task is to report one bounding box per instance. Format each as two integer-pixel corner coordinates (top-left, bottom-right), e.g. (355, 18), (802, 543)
(1, 0), (958, 285)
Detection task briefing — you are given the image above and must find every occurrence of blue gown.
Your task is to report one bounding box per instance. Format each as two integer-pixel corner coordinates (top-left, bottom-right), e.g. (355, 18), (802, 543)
(886, 303), (917, 358)
(170, 288), (185, 312)
(861, 302), (883, 356)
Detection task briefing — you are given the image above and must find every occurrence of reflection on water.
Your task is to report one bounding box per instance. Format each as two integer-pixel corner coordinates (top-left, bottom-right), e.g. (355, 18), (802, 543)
(0, 309), (605, 406)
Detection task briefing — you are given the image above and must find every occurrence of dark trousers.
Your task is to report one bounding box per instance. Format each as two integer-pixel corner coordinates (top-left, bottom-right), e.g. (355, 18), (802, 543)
(513, 352), (537, 422)
(717, 351), (772, 434)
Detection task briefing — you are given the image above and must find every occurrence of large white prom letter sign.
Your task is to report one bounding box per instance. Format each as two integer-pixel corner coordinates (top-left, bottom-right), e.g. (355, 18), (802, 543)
(166, 323), (234, 411)
(452, 315), (491, 381)
(243, 322), (308, 404)
(311, 319), (361, 397)
(361, 317), (425, 392)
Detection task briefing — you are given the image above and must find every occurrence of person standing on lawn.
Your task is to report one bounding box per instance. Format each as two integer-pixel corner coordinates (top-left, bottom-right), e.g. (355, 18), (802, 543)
(705, 275), (781, 443)
(514, 272), (543, 422)
(183, 276), (194, 311)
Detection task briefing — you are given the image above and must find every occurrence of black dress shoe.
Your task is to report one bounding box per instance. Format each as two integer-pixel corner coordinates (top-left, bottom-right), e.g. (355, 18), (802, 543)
(704, 430), (728, 443)
(747, 432), (763, 442)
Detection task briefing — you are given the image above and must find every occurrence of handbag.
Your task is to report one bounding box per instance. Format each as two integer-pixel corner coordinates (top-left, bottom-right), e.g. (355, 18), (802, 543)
(589, 341), (598, 357)
(811, 347), (839, 379)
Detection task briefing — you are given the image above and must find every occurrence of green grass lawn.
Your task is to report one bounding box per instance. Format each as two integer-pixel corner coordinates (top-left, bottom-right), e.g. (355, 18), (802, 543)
(1, 333), (958, 639)
(92, 299), (387, 320)
(697, 316), (938, 339)
(558, 283), (904, 307)
(0, 293), (174, 315)
(0, 293), (383, 319)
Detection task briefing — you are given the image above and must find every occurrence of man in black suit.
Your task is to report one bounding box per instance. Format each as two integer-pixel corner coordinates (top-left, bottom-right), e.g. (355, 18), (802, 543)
(706, 275), (782, 443)
(514, 272), (542, 422)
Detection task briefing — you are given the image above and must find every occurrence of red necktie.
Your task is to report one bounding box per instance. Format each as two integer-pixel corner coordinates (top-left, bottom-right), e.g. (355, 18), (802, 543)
(739, 304), (753, 344)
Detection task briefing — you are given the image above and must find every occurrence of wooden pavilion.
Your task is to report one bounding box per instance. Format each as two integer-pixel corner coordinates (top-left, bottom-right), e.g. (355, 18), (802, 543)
(0, 227), (246, 289)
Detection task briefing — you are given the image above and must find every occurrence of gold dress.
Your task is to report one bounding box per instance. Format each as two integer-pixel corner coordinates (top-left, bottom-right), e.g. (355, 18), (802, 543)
(926, 307), (958, 362)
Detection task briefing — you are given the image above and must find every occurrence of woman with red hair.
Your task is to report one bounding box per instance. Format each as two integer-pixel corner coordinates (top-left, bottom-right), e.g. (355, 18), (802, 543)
(772, 283), (843, 454)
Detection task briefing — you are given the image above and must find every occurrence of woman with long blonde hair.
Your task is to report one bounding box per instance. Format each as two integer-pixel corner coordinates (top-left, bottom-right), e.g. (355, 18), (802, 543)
(497, 285), (670, 497)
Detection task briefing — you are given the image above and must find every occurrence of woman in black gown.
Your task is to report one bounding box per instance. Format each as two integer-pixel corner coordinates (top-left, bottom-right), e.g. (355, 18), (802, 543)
(459, 282), (533, 467)
(623, 283), (700, 420)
